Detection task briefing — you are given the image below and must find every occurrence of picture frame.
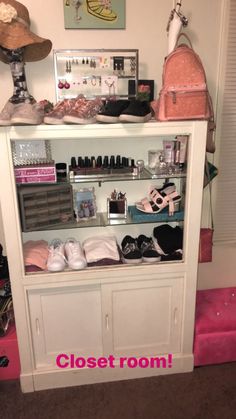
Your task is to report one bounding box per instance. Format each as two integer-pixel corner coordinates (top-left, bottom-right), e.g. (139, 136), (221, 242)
(74, 187), (97, 222)
(107, 197), (127, 219)
(63, 0), (126, 30)
(11, 140), (52, 166)
(128, 79), (155, 102)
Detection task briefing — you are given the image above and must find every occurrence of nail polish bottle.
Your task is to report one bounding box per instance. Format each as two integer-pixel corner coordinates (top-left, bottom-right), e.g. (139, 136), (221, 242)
(97, 156), (102, 167)
(110, 155), (115, 168)
(71, 157), (76, 168)
(103, 156), (109, 168)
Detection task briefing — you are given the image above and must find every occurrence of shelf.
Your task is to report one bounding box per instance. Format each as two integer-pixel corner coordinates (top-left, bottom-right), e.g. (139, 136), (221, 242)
(15, 167), (186, 186)
(22, 208), (184, 233)
(67, 167), (186, 184)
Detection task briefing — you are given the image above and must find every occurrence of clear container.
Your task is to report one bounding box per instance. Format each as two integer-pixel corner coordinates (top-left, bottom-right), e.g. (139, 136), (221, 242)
(148, 150), (162, 169)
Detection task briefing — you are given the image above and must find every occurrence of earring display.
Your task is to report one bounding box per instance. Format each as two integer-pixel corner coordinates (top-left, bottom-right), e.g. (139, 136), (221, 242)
(54, 49), (138, 101)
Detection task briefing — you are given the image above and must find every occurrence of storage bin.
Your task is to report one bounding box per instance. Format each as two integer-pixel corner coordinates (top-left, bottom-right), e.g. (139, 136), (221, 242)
(0, 326), (20, 380)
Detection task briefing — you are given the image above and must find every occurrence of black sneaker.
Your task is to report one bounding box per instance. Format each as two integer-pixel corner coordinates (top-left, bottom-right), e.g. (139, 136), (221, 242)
(96, 100), (130, 123)
(119, 100), (152, 123)
(137, 235), (161, 263)
(121, 235), (142, 264)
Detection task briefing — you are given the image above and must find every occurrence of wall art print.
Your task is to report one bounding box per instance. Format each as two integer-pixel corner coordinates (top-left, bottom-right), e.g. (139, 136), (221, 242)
(63, 0), (125, 29)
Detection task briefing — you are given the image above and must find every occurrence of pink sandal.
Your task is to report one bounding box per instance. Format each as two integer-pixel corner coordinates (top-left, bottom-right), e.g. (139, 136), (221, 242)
(136, 188), (181, 216)
(138, 183), (176, 209)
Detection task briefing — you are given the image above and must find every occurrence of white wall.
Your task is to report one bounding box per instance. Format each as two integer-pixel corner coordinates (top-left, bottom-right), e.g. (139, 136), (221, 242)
(0, 0), (224, 288)
(0, 0), (222, 106)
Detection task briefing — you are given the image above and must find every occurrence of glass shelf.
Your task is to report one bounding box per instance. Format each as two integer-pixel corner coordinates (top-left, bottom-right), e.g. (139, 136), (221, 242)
(15, 167), (187, 187)
(22, 208), (184, 232)
(69, 167), (187, 184)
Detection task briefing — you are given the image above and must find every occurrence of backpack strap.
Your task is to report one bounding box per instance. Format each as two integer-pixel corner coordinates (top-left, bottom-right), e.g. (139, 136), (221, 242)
(176, 32), (193, 49)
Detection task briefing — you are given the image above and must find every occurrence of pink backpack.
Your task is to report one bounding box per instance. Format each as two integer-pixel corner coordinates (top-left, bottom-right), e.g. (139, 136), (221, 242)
(153, 33), (213, 122)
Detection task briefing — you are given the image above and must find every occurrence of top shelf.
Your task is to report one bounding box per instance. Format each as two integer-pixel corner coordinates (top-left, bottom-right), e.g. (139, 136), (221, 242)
(1, 120), (208, 141)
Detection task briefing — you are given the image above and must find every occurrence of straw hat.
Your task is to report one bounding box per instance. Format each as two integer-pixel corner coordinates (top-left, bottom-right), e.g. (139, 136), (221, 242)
(0, 0), (52, 63)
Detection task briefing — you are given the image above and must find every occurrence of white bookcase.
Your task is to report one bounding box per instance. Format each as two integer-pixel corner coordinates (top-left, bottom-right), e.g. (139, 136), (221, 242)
(0, 120), (207, 392)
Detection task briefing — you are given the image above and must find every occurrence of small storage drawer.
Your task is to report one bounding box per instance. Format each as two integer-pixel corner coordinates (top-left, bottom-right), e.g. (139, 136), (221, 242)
(18, 184), (74, 231)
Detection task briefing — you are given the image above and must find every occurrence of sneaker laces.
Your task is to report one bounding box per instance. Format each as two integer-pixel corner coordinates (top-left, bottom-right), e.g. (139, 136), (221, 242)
(67, 241), (80, 255)
(48, 240), (66, 261)
(140, 238), (155, 253)
(122, 241), (137, 255)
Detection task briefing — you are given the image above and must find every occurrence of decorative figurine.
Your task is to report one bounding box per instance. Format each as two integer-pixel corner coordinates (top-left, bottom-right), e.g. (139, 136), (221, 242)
(0, 0), (52, 125)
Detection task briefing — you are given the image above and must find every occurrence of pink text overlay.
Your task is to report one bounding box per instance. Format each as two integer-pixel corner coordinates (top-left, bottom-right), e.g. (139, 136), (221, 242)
(56, 354), (173, 369)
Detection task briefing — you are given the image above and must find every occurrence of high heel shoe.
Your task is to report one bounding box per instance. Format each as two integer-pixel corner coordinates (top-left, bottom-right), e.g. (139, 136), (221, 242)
(86, 0), (117, 22)
(136, 184), (181, 216)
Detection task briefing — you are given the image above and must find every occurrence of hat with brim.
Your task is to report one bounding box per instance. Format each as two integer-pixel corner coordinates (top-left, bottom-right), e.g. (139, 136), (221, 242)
(0, 0), (52, 63)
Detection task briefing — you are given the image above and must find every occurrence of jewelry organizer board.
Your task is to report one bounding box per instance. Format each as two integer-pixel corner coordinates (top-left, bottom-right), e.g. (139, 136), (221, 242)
(53, 49), (139, 101)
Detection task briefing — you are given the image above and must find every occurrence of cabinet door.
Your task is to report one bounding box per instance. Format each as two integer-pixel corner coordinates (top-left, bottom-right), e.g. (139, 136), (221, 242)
(28, 285), (103, 369)
(102, 275), (183, 358)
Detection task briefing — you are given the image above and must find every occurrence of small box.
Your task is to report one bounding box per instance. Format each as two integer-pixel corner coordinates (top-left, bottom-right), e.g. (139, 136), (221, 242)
(128, 205), (184, 223)
(14, 163), (56, 184)
(18, 184), (74, 232)
(0, 326), (20, 380)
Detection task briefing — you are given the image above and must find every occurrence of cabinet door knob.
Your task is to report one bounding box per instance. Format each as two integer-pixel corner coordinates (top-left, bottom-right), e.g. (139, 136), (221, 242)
(105, 314), (109, 330)
(36, 318), (40, 335)
(173, 308), (178, 325)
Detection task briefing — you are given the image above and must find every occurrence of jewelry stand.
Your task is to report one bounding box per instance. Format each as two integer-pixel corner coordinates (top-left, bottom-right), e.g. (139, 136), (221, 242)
(53, 49), (139, 101)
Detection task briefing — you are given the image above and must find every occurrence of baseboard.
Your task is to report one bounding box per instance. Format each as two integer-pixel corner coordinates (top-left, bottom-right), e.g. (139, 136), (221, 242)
(32, 354), (194, 392)
(20, 372), (34, 393)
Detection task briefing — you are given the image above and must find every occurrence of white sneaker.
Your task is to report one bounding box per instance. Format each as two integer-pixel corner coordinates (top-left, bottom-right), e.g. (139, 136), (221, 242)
(47, 239), (66, 272)
(64, 238), (87, 270)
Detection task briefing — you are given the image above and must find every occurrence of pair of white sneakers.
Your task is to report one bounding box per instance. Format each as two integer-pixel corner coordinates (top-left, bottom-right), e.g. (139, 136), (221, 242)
(47, 238), (87, 272)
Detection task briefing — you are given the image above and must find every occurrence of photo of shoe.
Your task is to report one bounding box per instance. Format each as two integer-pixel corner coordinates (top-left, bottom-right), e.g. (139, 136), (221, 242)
(86, 0), (117, 22)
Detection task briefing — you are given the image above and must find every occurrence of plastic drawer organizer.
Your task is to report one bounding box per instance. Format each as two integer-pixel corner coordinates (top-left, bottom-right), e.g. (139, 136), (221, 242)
(18, 184), (74, 232)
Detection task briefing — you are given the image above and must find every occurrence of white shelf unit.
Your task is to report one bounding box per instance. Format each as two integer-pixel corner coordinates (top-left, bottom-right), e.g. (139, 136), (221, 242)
(0, 121), (207, 392)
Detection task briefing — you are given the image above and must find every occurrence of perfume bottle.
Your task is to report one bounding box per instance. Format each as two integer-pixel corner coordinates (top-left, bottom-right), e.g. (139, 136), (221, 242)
(159, 153), (167, 174)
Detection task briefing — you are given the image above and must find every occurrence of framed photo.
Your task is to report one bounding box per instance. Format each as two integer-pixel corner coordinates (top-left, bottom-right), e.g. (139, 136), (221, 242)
(128, 79), (155, 102)
(74, 187), (97, 222)
(11, 140), (52, 166)
(63, 0), (126, 29)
